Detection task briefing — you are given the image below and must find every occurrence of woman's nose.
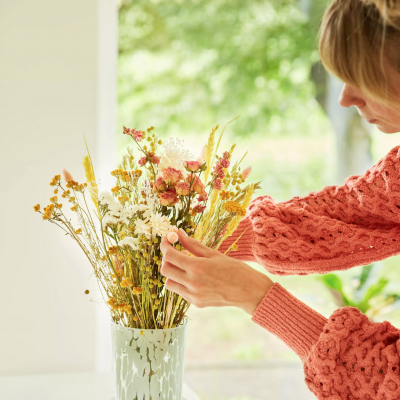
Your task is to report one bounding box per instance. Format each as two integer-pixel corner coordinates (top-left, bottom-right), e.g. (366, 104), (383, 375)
(338, 83), (366, 108)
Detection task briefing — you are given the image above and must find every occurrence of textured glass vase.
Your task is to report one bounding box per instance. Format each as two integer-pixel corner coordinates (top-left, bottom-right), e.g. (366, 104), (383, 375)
(111, 318), (188, 400)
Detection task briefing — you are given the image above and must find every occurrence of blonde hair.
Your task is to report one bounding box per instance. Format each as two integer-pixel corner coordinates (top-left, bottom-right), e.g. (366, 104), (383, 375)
(319, 0), (400, 105)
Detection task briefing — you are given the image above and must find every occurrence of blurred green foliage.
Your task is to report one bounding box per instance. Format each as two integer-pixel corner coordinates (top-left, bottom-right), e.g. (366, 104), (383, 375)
(118, 0), (336, 202)
(320, 264), (400, 320)
(118, 0), (328, 139)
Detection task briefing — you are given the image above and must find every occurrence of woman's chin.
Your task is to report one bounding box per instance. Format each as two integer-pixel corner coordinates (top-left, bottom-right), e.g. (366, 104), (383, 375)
(376, 124), (400, 134)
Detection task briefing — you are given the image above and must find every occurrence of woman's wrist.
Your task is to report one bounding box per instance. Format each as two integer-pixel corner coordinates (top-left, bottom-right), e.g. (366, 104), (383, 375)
(239, 273), (274, 316)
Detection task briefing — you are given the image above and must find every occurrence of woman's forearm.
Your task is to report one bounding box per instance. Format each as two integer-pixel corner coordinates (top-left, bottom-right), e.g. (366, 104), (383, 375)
(253, 283), (400, 399)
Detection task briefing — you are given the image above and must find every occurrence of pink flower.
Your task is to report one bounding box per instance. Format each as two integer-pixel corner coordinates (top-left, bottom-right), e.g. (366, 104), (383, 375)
(167, 231), (179, 244)
(138, 156), (147, 166)
(219, 158), (230, 168)
(242, 166), (252, 180)
(213, 179), (222, 190)
(169, 225), (179, 233)
(131, 129), (144, 141)
(197, 194), (208, 202)
(155, 177), (166, 192)
(123, 126), (144, 142)
(184, 160), (201, 172)
(162, 167), (183, 185)
(148, 152), (161, 165)
(193, 204), (206, 213)
(223, 151), (230, 159)
(187, 175), (206, 196)
(159, 191), (179, 207)
(62, 168), (74, 183)
(213, 166), (225, 179)
(175, 182), (190, 196)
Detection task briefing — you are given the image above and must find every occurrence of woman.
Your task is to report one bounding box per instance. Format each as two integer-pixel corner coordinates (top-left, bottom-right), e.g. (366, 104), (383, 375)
(161, 0), (400, 398)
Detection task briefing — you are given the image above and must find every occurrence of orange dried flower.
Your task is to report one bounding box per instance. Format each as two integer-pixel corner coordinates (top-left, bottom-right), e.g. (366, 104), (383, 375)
(33, 204), (40, 212)
(111, 185), (120, 194)
(56, 203), (63, 209)
(61, 190), (71, 198)
(50, 196), (58, 203)
(224, 201), (246, 216)
(118, 196), (129, 204)
(120, 277), (133, 288)
(75, 228), (82, 234)
(71, 205), (78, 212)
(108, 246), (118, 255)
(53, 189), (58, 194)
(132, 287), (143, 295)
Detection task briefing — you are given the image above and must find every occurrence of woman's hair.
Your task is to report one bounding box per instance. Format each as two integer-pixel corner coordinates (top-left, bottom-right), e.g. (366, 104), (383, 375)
(319, 0), (400, 104)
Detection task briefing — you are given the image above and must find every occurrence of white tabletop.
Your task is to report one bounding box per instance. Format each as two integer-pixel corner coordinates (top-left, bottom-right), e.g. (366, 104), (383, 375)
(0, 372), (200, 400)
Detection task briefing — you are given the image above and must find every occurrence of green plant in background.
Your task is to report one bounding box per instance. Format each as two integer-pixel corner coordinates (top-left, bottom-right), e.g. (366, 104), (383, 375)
(118, 0), (327, 138)
(320, 263), (400, 321)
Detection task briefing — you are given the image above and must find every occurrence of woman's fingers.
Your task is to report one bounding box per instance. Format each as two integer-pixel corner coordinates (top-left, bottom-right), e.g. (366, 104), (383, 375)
(177, 230), (216, 258)
(165, 278), (191, 302)
(160, 236), (193, 270)
(161, 260), (187, 283)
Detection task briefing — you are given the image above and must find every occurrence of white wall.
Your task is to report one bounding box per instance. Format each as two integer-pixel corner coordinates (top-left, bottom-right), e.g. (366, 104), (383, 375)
(0, 0), (117, 375)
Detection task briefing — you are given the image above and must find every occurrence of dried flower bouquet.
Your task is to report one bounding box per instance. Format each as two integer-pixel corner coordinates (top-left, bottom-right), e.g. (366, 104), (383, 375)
(34, 118), (259, 331)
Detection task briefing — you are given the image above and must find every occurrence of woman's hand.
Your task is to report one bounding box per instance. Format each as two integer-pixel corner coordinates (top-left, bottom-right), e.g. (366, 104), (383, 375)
(160, 230), (274, 316)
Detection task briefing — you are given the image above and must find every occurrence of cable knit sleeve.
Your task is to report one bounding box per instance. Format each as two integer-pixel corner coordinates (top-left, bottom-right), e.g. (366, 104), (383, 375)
(252, 283), (400, 400)
(219, 145), (400, 275)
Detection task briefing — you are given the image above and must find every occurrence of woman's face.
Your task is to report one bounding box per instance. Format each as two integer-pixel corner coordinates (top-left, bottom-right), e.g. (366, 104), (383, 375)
(338, 71), (400, 134)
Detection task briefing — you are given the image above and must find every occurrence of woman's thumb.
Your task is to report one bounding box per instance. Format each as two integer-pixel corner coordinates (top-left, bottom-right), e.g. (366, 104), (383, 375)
(178, 229), (212, 258)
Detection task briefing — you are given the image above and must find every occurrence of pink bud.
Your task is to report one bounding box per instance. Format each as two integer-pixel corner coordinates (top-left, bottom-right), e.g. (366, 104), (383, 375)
(242, 166), (252, 180)
(184, 160), (201, 172)
(167, 231), (179, 244)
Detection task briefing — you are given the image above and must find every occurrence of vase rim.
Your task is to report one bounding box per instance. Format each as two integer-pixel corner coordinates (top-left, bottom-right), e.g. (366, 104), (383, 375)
(110, 316), (188, 331)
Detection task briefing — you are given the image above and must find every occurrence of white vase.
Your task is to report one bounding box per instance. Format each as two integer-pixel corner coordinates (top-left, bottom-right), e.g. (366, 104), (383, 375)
(111, 318), (188, 400)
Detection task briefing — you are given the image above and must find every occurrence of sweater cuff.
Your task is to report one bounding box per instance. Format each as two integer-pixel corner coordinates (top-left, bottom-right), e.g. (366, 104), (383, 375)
(251, 282), (328, 361)
(218, 217), (255, 261)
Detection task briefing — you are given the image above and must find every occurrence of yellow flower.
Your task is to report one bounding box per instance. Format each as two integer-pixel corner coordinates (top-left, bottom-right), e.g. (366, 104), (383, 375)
(118, 196), (129, 204)
(108, 246), (118, 255)
(151, 294), (157, 299)
(33, 204), (40, 212)
(133, 316), (139, 321)
(100, 255), (107, 262)
(111, 185), (120, 194)
(56, 203), (63, 209)
(224, 201), (246, 216)
(132, 287), (143, 295)
(53, 189), (58, 194)
(75, 228), (82, 234)
(120, 277), (133, 288)
(71, 205), (78, 212)
(61, 190), (70, 198)
(232, 244), (238, 251)
(50, 196), (58, 203)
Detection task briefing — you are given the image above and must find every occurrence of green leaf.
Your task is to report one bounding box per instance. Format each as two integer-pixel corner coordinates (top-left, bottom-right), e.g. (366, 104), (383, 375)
(363, 278), (388, 303)
(321, 274), (353, 307)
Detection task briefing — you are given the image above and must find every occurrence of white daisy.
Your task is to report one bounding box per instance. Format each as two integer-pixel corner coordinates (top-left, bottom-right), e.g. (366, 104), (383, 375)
(98, 191), (116, 206)
(149, 212), (171, 237)
(134, 218), (152, 237)
(119, 237), (139, 250)
(102, 214), (119, 228)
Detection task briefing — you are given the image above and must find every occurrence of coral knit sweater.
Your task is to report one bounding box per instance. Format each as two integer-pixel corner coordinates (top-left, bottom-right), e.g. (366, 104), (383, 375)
(219, 145), (400, 400)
